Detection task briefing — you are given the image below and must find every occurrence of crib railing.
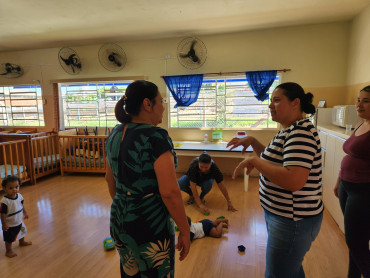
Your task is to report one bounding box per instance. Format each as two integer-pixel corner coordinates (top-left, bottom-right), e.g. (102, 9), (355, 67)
(30, 134), (60, 183)
(0, 139), (31, 183)
(58, 135), (107, 175)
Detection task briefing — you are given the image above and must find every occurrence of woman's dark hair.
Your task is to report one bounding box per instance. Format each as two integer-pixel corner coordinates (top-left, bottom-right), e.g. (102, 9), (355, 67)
(115, 80), (159, 123)
(276, 82), (316, 115)
(2, 175), (21, 188)
(199, 152), (211, 164)
(361, 85), (370, 93)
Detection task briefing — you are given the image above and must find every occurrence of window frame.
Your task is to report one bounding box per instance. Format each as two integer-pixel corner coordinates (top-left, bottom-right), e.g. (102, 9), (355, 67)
(168, 74), (280, 130)
(0, 84), (45, 127)
(55, 77), (143, 130)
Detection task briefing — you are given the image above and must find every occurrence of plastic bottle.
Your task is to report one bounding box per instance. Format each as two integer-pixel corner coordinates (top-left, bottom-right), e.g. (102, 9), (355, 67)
(204, 133), (208, 143)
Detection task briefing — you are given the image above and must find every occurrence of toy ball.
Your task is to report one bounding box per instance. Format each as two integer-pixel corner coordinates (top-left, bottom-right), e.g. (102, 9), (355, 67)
(217, 216), (225, 219)
(103, 237), (115, 251)
(204, 213), (209, 216)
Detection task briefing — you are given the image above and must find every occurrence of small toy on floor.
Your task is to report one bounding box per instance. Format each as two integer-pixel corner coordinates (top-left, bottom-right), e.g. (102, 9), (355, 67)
(238, 245), (246, 252)
(103, 237), (115, 251)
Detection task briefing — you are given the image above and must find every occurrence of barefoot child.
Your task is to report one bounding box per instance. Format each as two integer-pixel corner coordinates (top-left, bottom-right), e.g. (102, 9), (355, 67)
(187, 216), (228, 241)
(0, 175), (32, 258)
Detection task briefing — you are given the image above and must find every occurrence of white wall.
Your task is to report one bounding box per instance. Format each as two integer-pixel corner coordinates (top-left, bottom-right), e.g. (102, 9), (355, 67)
(0, 21), (350, 134)
(347, 4), (370, 85)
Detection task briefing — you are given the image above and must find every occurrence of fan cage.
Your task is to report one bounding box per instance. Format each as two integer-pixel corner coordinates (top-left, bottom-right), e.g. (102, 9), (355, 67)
(0, 63), (24, 78)
(177, 37), (207, 70)
(98, 43), (127, 72)
(58, 47), (82, 75)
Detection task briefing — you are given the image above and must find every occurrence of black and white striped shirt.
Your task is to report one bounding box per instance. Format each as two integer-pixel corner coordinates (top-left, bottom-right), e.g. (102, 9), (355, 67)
(259, 118), (323, 221)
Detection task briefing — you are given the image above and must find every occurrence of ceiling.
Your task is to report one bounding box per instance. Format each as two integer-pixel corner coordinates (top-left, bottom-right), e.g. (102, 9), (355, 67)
(0, 0), (369, 52)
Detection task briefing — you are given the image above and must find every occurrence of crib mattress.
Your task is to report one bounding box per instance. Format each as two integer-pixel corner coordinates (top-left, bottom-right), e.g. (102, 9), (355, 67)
(61, 156), (105, 168)
(33, 154), (60, 174)
(0, 164), (25, 179)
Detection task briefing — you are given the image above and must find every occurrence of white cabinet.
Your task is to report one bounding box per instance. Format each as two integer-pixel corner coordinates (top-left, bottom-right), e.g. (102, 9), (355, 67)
(320, 130), (346, 233)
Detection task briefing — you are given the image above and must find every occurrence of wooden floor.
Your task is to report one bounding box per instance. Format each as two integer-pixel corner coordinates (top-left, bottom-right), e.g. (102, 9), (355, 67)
(0, 173), (349, 278)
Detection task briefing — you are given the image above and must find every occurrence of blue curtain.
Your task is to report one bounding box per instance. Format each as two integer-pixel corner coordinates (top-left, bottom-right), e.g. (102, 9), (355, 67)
(245, 70), (277, 101)
(163, 74), (204, 108)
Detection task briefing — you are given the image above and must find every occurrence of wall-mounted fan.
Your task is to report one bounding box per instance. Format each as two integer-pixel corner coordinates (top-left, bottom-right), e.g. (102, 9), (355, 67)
(98, 43), (127, 72)
(0, 63), (24, 78)
(58, 47), (82, 75)
(177, 37), (207, 70)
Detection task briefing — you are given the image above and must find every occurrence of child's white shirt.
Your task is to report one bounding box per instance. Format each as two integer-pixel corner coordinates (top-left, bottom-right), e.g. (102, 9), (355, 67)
(190, 222), (205, 239)
(0, 193), (24, 227)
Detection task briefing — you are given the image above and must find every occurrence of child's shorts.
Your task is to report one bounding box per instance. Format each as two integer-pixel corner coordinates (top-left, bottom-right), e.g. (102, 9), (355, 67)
(3, 223), (26, 243)
(200, 219), (214, 236)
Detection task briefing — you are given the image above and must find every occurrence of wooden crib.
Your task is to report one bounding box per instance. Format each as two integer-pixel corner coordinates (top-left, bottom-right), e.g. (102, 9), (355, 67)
(58, 134), (107, 175)
(0, 139), (31, 184)
(29, 133), (60, 184)
(0, 132), (60, 184)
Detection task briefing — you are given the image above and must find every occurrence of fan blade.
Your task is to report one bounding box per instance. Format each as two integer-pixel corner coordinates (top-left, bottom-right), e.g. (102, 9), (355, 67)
(179, 53), (191, 58)
(190, 40), (197, 50)
(60, 56), (70, 65)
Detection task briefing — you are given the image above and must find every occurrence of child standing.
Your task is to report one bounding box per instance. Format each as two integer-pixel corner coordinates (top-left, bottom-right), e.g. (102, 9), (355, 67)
(187, 216), (228, 241)
(0, 175), (32, 258)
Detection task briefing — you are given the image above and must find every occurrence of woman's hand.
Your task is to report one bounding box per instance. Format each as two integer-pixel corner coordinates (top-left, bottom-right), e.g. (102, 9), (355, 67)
(199, 204), (210, 215)
(334, 178), (340, 198)
(232, 157), (255, 179)
(227, 137), (254, 154)
(177, 231), (190, 261)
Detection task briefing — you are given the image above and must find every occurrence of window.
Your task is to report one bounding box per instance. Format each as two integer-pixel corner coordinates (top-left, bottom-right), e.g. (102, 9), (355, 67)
(60, 81), (132, 128)
(169, 75), (280, 129)
(0, 85), (44, 126)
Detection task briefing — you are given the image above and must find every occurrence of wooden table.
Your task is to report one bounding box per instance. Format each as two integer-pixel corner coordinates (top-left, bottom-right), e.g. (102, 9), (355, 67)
(173, 141), (253, 191)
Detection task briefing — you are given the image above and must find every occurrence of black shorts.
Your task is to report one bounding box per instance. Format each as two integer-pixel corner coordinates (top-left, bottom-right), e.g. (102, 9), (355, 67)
(200, 219), (214, 236)
(3, 223), (22, 243)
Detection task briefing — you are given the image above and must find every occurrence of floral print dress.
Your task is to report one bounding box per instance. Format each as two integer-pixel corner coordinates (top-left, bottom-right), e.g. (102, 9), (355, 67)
(106, 123), (177, 278)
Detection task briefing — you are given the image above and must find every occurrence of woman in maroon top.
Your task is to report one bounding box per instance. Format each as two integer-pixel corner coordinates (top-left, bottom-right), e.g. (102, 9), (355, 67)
(334, 85), (370, 278)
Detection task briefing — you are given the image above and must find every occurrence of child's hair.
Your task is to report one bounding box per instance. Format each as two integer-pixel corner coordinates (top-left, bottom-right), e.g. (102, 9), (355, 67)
(1, 175), (21, 188)
(199, 152), (211, 164)
(187, 216), (192, 227)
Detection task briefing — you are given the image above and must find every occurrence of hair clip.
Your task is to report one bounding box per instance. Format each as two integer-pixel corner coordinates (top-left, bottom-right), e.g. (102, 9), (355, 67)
(121, 95), (127, 101)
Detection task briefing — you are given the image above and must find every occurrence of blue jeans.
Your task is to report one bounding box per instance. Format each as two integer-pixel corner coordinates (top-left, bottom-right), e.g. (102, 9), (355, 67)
(178, 175), (213, 200)
(264, 209), (323, 278)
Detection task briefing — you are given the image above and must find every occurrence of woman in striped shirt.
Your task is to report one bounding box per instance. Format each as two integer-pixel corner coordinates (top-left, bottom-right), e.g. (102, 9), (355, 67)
(228, 82), (323, 278)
